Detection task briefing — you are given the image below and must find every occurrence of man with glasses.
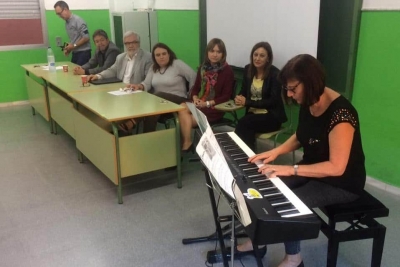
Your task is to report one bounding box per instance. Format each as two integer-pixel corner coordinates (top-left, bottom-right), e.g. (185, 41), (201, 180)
(54, 1), (91, 65)
(88, 31), (152, 84)
(73, 29), (120, 75)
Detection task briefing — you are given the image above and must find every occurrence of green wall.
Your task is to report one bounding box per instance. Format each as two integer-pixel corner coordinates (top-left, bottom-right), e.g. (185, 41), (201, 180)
(352, 11), (400, 187)
(0, 10), (111, 104)
(157, 10), (200, 70)
(0, 49), (44, 102)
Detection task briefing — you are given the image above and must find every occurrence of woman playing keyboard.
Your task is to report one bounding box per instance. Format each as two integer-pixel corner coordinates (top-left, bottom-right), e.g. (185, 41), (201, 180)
(233, 54), (366, 267)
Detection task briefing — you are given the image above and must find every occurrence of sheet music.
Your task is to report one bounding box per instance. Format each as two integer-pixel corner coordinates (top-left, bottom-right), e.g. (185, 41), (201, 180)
(186, 102), (208, 134)
(196, 127), (236, 198)
(233, 182), (252, 226)
(187, 103), (235, 198)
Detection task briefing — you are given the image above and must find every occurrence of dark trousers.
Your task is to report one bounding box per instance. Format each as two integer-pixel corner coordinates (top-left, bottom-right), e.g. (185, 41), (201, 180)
(281, 176), (359, 208)
(143, 92), (188, 133)
(234, 112), (281, 151)
(71, 50), (92, 66)
(281, 175), (359, 254)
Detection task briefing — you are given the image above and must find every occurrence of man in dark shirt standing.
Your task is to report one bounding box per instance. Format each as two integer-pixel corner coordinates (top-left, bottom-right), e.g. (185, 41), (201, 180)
(73, 29), (121, 75)
(54, 1), (91, 65)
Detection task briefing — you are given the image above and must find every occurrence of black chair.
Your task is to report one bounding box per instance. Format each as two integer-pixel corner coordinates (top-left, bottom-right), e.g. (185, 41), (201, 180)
(254, 101), (295, 162)
(157, 80), (192, 129)
(211, 79), (240, 128)
(317, 190), (389, 267)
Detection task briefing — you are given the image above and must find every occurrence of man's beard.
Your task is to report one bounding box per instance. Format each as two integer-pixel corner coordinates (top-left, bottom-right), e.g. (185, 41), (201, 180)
(127, 49), (137, 58)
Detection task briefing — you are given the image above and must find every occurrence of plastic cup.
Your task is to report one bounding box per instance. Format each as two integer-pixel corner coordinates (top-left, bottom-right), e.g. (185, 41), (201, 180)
(81, 75), (88, 86)
(62, 65), (68, 72)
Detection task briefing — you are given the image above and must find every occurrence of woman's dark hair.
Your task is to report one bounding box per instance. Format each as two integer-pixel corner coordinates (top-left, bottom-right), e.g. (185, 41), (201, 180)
(151, 43), (177, 72)
(203, 38), (227, 66)
(92, 29), (108, 40)
(279, 54), (326, 107)
(247, 42), (273, 80)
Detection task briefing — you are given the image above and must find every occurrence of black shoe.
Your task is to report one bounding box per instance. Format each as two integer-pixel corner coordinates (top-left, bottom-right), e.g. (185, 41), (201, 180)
(164, 166), (177, 171)
(182, 143), (194, 153)
(207, 245), (266, 263)
(226, 245), (267, 259)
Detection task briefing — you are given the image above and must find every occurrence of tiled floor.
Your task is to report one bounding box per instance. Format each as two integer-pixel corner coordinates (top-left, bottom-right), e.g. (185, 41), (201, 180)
(0, 104), (398, 267)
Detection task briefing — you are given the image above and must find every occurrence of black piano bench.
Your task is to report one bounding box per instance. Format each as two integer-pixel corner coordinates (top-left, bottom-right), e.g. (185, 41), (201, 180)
(317, 190), (389, 267)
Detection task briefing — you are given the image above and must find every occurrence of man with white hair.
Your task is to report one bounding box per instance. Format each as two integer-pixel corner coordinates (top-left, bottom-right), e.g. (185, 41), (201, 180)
(88, 31), (152, 84)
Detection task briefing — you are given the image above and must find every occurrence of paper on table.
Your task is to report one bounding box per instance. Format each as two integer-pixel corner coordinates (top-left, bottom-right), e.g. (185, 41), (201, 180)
(108, 90), (143, 96)
(41, 66), (63, 70)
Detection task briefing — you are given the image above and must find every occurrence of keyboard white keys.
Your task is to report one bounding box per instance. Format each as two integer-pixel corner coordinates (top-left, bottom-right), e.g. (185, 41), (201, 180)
(224, 132), (314, 218)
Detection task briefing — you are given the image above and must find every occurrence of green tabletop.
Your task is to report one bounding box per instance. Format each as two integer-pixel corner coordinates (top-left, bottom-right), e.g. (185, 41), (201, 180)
(214, 100), (244, 112)
(69, 90), (184, 122)
(22, 62), (126, 93)
(22, 62), (74, 79)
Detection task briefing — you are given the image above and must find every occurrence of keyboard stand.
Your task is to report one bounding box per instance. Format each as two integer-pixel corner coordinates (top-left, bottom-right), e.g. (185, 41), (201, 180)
(192, 169), (265, 267)
(181, 168), (251, 266)
(230, 202), (237, 265)
(204, 170), (229, 267)
(182, 218), (245, 244)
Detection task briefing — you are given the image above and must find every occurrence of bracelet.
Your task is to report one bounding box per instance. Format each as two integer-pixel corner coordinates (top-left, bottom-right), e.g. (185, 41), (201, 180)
(293, 164), (298, 176)
(206, 101), (211, 108)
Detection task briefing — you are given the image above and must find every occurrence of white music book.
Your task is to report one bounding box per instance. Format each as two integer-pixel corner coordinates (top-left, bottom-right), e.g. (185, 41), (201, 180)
(186, 103), (253, 225)
(196, 126), (236, 199)
(185, 102), (236, 199)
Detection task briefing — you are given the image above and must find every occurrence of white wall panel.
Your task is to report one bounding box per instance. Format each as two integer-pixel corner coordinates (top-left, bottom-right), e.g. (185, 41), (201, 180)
(363, 0), (400, 10)
(44, 0), (109, 10)
(207, 0), (320, 68)
(110, 0), (198, 12)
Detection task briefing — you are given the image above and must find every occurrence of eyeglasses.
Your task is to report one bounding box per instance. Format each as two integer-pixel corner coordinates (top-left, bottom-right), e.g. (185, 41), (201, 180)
(124, 41), (139, 46)
(283, 82), (300, 93)
(56, 8), (64, 16)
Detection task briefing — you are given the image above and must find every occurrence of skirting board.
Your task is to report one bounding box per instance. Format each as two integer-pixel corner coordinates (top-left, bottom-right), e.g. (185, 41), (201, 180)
(366, 176), (400, 196)
(0, 100), (29, 108)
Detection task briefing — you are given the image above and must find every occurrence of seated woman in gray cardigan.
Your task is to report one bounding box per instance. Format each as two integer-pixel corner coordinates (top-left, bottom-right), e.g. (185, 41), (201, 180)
(127, 43), (196, 132)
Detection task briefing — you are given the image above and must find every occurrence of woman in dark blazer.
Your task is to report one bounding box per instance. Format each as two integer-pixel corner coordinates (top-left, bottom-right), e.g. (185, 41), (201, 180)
(234, 42), (287, 150)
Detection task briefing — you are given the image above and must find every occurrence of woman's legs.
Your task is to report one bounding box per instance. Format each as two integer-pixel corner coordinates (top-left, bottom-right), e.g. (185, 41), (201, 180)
(143, 115), (159, 133)
(144, 92), (189, 133)
(178, 103), (197, 150)
(278, 178), (359, 266)
(287, 179), (360, 208)
(235, 113), (281, 150)
(234, 178), (360, 265)
(236, 239), (254, 251)
(277, 253), (303, 267)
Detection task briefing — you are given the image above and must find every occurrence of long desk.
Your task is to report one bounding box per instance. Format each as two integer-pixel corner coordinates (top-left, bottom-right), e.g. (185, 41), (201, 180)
(70, 90), (183, 203)
(22, 63), (54, 130)
(22, 62), (184, 203)
(21, 62), (124, 136)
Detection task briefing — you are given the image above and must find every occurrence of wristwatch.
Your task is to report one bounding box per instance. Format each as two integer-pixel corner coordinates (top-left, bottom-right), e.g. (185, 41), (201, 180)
(73, 43), (77, 48)
(206, 101), (211, 108)
(293, 164), (299, 176)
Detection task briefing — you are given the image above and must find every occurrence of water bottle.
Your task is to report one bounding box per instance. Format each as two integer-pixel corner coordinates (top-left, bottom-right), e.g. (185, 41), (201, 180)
(47, 47), (56, 72)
